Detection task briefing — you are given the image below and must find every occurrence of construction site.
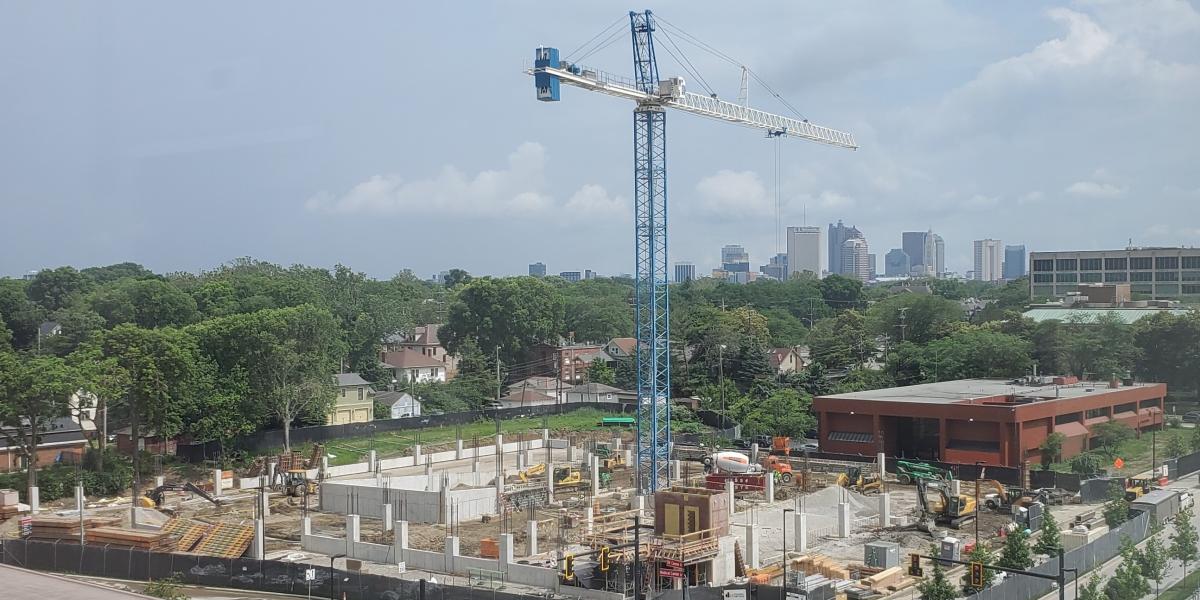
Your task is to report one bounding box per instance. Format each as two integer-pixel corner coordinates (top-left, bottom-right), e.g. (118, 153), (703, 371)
(0, 424), (1169, 600)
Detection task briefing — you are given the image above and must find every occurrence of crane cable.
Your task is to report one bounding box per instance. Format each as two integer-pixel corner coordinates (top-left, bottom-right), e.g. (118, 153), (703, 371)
(562, 15), (627, 62)
(655, 27), (717, 97)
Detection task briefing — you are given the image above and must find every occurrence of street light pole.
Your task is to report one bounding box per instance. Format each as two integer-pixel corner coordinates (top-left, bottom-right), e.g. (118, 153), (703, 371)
(329, 553), (345, 600)
(783, 508), (794, 600)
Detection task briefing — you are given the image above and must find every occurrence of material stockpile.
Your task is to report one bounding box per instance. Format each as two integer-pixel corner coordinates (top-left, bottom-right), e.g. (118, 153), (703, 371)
(162, 518), (213, 552)
(191, 522), (255, 558)
(28, 515), (120, 540)
(86, 526), (178, 551)
(793, 554), (851, 580)
(0, 489), (21, 522)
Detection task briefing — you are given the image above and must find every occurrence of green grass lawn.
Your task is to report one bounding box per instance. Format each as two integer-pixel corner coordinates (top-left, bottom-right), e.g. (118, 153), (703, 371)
(1045, 425), (1194, 477)
(312, 408), (634, 466)
(1159, 564), (1200, 600)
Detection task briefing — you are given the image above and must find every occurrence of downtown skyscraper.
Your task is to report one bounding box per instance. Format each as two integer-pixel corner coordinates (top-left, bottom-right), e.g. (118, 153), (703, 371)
(828, 220), (864, 276)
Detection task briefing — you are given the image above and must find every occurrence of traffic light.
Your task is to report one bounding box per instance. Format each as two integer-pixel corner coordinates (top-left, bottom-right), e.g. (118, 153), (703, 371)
(908, 553), (923, 577)
(970, 562), (985, 588)
(598, 546), (610, 572)
(562, 553), (575, 581)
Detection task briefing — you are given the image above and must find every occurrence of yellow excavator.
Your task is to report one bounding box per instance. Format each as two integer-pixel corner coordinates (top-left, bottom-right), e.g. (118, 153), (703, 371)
(836, 466), (882, 495)
(916, 479), (977, 530)
(518, 463), (547, 482)
(554, 467), (582, 487)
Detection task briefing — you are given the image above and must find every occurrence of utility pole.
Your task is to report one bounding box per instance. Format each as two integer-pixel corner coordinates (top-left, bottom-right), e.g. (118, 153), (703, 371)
(495, 346), (501, 403)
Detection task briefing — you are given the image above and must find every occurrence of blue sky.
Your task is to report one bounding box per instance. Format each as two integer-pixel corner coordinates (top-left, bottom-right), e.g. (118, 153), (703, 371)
(2, 1), (1197, 278)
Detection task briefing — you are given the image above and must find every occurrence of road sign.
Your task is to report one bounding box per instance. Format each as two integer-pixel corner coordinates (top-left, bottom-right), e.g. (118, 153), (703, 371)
(660, 567), (684, 578)
(665, 559), (683, 569)
(19, 516), (32, 539)
(1114, 457), (1125, 470)
(304, 568), (316, 581)
(723, 590), (747, 600)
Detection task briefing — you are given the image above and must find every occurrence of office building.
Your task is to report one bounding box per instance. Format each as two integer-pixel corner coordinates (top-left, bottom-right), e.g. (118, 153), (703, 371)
(721, 244), (750, 273)
(974, 239), (1004, 282)
(931, 233), (945, 278)
(884, 249), (910, 277)
(901, 232), (928, 272)
(868, 254), (877, 280)
(559, 271), (582, 282)
(840, 238), (870, 282)
(786, 226), (822, 278)
(1029, 247), (1200, 299)
(528, 262), (547, 277)
(584, 269), (596, 280)
(759, 253), (788, 280)
(828, 220), (864, 275)
(674, 262), (696, 283)
(1004, 245), (1026, 279)
(901, 230), (943, 277)
(813, 377), (1165, 467)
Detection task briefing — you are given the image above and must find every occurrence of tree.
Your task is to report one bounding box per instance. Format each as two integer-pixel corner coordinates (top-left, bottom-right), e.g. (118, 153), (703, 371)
(818, 274), (863, 309)
(0, 315), (10, 352)
(613, 358), (637, 391)
(900, 327), (1031, 383)
(1103, 480), (1130, 527)
(0, 279), (43, 349)
(1077, 574), (1103, 600)
(1171, 507), (1199, 574)
(959, 543), (995, 594)
(1069, 452), (1102, 476)
(1140, 521), (1168, 596)
(1062, 313), (1140, 380)
(732, 388), (816, 438)
(80, 262), (157, 284)
(807, 310), (874, 371)
(41, 306), (106, 356)
(1039, 432), (1065, 469)
(1091, 419), (1134, 458)
(867, 294), (963, 345)
(88, 278), (199, 328)
(441, 277), (565, 366)
(255, 340), (335, 453)
(442, 268), (472, 289)
(1192, 424), (1200, 453)
(731, 337), (772, 389)
(27, 267), (91, 312)
(0, 353), (78, 498)
(1106, 536), (1151, 600)
(916, 545), (958, 600)
(1166, 434), (1189, 459)
(1033, 506), (1062, 555)
(587, 360), (616, 386)
(563, 294), (632, 344)
(996, 526), (1033, 571)
(1133, 311), (1200, 396)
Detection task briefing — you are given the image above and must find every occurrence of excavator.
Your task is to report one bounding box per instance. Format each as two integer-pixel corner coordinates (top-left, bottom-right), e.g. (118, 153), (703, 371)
(980, 480), (1045, 512)
(836, 466), (882, 495)
(518, 463), (547, 482)
(278, 469), (318, 498)
(138, 482), (224, 509)
(916, 478), (976, 530)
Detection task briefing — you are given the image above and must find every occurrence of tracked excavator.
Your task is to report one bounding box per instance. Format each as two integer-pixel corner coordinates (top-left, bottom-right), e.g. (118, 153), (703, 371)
(916, 478), (976, 530)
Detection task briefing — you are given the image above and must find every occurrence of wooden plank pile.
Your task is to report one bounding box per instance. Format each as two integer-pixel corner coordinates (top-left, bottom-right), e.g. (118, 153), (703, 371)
(86, 526), (178, 551)
(0, 489), (21, 523)
(793, 554), (852, 580)
(162, 518), (212, 553)
(28, 516), (120, 540)
(192, 522), (254, 558)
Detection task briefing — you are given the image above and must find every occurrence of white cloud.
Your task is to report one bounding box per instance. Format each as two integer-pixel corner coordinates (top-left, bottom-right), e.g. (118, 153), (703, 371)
(1018, 191), (1045, 205)
(305, 143), (622, 221)
(816, 190), (856, 210)
(1065, 180), (1126, 198)
(692, 170), (773, 218)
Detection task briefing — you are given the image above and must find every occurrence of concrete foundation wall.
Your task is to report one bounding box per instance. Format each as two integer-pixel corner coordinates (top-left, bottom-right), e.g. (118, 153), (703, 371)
(319, 482), (441, 522)
(302, 534), (343, 556)
(448, 487), (498, 520)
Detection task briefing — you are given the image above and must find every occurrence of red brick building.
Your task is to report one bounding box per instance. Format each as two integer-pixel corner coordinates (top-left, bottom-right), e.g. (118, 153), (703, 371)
(813, 377), (1165, 467)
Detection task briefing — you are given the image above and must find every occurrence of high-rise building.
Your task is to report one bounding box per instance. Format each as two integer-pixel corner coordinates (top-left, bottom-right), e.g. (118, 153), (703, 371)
(528, 262), (547, 277)
(674, 262), (696, 283)
(721, 244), (750, 273)
(884, 249), (910, 276)
(1004, 245), (1026, 279)
(585, 269), (596, 280)
(759, 253), (788, 280)
(974, 239), (1003, 282)
(902, 231), (927, 272)
(868, 254), (877, 280)
(827, 220), (863, 275)
(786, 226), (823, 278)
(840, 238), (870, 282)
(559, 271), (581, 282)
(933, 233), (945, 278)
(1029, 247), (1200, 299)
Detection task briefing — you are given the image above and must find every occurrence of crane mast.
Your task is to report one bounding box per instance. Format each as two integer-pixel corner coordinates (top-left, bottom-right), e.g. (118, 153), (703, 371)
(531, 10), (856, 495)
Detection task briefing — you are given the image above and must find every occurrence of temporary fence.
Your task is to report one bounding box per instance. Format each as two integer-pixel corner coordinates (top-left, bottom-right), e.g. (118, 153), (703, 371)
(0, 538), (615, 600)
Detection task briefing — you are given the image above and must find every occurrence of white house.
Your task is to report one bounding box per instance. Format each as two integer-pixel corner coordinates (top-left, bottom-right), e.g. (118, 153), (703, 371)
(377, 391), (422, 419)
(381, 349), (447, 384)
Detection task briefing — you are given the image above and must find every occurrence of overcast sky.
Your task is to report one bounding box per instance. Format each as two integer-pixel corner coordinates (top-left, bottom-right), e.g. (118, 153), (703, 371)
(2, 1), (1198, 279)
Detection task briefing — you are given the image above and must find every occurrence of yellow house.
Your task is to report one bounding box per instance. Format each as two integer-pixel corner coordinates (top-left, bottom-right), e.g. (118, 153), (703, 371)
(328, 373), (375, 425)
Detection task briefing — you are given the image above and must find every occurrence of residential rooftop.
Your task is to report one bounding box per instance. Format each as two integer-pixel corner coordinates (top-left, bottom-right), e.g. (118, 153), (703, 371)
(819, 377), (1162, 405)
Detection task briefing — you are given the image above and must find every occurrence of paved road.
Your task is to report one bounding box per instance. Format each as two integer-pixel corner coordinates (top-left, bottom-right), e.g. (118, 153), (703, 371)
(1037, 478), (1200, 600)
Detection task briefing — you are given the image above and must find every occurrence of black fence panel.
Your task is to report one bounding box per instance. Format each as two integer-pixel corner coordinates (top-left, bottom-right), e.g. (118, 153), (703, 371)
(1029, 470), (1083, 492)
(189, 554), (230, 588)
(229, 557), (263, 590)
(1178, 449), (1200, 477)
(128, 547), (152, 581)
(260, 559), (298, 595)
(80, 543), (107, 577)
(54, 541), (83, 574)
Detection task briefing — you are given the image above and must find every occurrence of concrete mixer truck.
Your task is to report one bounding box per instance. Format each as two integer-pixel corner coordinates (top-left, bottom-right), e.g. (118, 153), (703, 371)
(705, 451), (794, 483)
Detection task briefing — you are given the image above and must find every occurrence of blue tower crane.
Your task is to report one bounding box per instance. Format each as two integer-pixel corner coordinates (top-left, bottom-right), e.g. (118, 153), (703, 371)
(531, 10), (857, 494)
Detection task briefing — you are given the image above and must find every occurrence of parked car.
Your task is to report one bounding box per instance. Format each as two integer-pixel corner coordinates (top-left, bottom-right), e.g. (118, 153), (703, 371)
(800, 442), (819, 452)
(752, 434), (773, 448)
(732, 438), (751, 449)
(1183, 411), (1200, 423)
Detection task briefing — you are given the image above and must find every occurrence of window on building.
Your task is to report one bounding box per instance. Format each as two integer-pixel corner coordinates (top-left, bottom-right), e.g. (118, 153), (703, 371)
(1104, 257), (1127, 270)
(358, 387), (364, 401)
(1130, 257), (1153, 270)
(1056, 273), (1078, 283)
(1113, 402), (1136, 414)
(1104, 272), (1128, 282)
(1056, 259), (1077, 271)
(1131, 272), (1154, 282)
(1085, 407), (1108, 419)
(1079, 258), (1102, 271)
(1156, 256), (1180, 270)
(1156, 271), (1179, 281)
(947, 439), (1000, 452)
(341, 388), (347, 398)
(1080, 273), (1102, 283)
(1032, 259), (1055, 272)
(1132, 283), (1155, 294)
(1054, 412), (1081, 425)
(1185, 284), (1200, 295)
(1140, 399), (1160, 408)
(1184, 272), (1200, 282)
(1033, 274), (1053, 283)
(430, 368), (437, 377)
(1157, 284), (1180, 295)
(1183, 256), (1200, 269)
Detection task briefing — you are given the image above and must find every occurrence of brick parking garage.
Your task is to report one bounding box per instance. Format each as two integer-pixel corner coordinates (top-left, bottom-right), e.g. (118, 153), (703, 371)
(813, 377), (1166, 467)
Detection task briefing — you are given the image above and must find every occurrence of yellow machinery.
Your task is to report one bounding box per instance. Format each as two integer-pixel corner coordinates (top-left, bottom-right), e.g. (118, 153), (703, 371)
(836, 466), (881, 495)
(519, 463), (547, 482)
(281, 469), (318, 497)
(138, 482), (222, 509)
(554, 467), (582, 487)
(917, 479), (977, 529)
(601, 453), (626, 470)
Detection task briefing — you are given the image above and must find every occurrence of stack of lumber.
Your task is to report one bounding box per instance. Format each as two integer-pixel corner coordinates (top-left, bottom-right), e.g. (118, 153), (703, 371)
(86, 526), (178, 551)
(192, 522), (254, 558)
(0, 489), (20, 522)
(859, 566), (915, 593)
(28, 516), (119, 540)
(162, 518), (212, 552)
(794, 554), (852, 580)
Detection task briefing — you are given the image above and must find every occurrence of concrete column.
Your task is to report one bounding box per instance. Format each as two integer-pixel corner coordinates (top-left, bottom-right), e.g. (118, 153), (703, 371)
(949, 479), (961, 497)
(837, 502), (851, 538)
(302, 516), (312, 536)
(455, 439), (464, 460)
(745, 524), (761, 569)
(795, 512), (808, 552)
(439, 486), (452, 525)
(368, 449), (377, 470)
(750, 443), (759, 463)
(765, 472), (775, 502)
(382, 503), (394, 531)
(495, 434), (504, 458)
(612, 437), (621, 450)
(517, 451), (526, 471)
(591, 457), (601, 496)
(526, 520), (539, 556)
(567, 444), (576, 462)
(726, 479), (736, 513)
(445, 536), (459, 572)
(267, 462), (276, 483)
(259, 491), (270, 517)
(251, 519), (265, 560)
(320, 455), (329, 479)
(671, 460), (682, 482)
(877, 452), (887, 484)
(623, 449), (632, 468)
(75, 485), (85, 512)
(498, 533), (515, 568)
(394, 520), (409, 563)
(29, 486), (39, 514)
(585, 452), (594, 470)
(879, 493), (891, 527)
(541, 428), (550, 446)
(546, 462), (555, 500)
(212, 469), (223, 497)
(346, 514), (361, 543)
(155, 475), (165, 489)
(412, 444), (423, 466)
(424, 460), (433, 478)
(585, 506), (594, 534)
(635, 495), (646, 517)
